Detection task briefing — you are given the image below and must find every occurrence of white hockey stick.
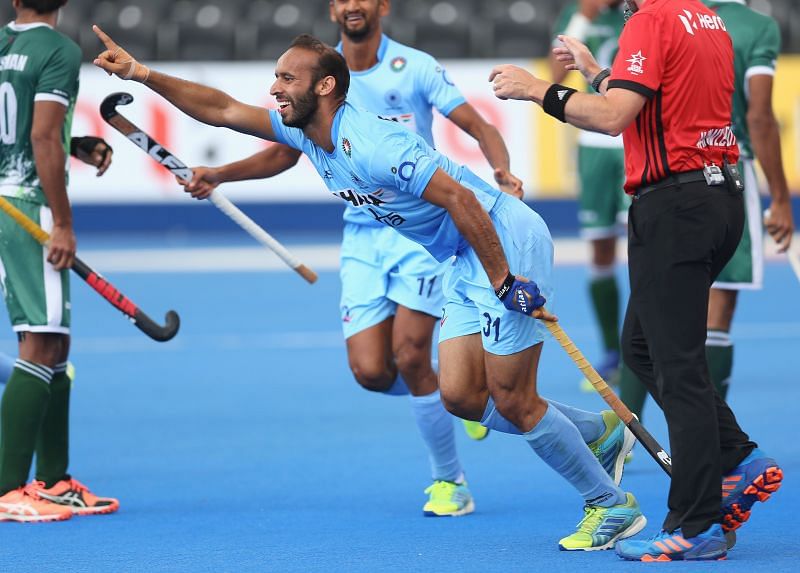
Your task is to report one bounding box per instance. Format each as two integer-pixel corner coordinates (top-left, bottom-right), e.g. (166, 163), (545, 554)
(100, 92), (318, 284)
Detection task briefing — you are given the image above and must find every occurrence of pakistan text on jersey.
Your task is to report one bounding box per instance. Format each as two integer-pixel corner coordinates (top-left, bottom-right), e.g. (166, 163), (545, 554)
(0, 54), (28, 72)
(696, 125), (736, 149)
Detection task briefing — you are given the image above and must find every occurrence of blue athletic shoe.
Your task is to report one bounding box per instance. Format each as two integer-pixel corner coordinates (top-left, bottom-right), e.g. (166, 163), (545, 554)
(588, 411), (636, 485)
(722, 448), (783, 532)
(616, 524), (727, 561)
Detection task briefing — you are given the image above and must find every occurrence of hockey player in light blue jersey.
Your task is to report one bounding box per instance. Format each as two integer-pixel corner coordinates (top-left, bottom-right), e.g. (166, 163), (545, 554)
(94, 28), (647, 550)
(173, 0), (526, 518)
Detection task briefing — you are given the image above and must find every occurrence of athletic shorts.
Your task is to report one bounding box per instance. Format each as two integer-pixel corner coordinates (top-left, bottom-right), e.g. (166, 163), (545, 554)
(713, 159), (763, 290)
(577, 145), (629, 240)
(339, 223), (449, 339)
(439, 192), (554, 355)
(0, 198), (70, 334)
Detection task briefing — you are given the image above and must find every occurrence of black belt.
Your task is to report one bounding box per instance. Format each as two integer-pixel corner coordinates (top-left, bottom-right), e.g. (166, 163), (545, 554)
(634, 170), (708, 199)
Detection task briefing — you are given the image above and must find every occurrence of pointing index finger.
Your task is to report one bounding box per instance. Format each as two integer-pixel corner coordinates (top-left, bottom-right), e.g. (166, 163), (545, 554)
(93, 24), (118, 51)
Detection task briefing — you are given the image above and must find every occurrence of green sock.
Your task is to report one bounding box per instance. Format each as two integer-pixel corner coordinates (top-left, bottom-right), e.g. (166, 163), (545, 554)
(0, 361), (52, 495)
(35, 363), (71, 487)
(589, 274), (620, 352)
(619, 362), (648, 423)
(706, 330), (733, 400)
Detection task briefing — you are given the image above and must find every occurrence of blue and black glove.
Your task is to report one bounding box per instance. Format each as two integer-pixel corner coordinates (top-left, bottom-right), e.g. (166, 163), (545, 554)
(495, 272), (546, 316)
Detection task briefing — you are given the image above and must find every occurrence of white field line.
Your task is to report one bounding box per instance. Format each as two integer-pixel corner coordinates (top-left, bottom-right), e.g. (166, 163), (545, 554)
(76, 234), (800, 273)
(1, 323), (797, 355)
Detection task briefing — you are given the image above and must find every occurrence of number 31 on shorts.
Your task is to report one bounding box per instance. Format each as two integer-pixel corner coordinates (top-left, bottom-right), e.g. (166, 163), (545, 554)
(483, 312), (500, 342)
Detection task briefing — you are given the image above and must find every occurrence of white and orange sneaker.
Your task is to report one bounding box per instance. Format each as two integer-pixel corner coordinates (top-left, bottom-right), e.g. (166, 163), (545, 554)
(32, 477), (119, 516)
(0, 483), (73, 522)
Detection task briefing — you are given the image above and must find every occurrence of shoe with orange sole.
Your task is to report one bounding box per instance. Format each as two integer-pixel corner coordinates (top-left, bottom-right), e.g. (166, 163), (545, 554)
(0, 483), (73, 522)
(32, 477), (119, 516)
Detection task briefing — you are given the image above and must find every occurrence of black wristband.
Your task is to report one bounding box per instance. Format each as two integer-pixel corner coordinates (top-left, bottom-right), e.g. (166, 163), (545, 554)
(591, 68), (611, 92)
(70, 136), (110, 158)
(542, 84), (577, 123)
(495, 272), (516, 301)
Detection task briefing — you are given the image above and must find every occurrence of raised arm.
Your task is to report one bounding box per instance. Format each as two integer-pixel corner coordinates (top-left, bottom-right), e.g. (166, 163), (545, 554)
(748, 74), (794, 251)
(181, 144), (302, 199)
(92, 25), (276, 141)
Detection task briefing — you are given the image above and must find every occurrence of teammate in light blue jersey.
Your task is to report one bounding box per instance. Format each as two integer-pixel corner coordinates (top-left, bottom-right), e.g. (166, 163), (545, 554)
(95, 27), (647, 550)
(174, 0), (525, 518)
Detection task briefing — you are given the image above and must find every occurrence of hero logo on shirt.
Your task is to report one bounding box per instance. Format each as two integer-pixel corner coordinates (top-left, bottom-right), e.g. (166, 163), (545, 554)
(332, 188), (394, 208)
(626, 51), (646, 76)
(678, 10), (727, 36)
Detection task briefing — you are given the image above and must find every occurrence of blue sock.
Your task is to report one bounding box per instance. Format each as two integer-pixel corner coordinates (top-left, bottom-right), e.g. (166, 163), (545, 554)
(480, 396), (521, 435)
(383, 374), (410, 396)
(547, 400), (606, 443)
(524, 404), (625, 507)
(409, 390), (462, 482)
(0, 353), (14, 385)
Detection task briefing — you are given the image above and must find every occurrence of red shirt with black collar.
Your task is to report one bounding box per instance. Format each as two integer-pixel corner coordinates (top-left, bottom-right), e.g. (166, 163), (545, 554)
(608, 0), (739, 194)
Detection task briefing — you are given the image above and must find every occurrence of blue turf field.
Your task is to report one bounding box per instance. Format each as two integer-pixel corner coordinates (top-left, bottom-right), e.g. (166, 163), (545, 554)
(1, 249), (797, 572)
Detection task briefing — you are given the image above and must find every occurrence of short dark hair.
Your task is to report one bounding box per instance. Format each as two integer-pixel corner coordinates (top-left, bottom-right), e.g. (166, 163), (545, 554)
(20, 0), (67, 14)
(288, 34), (350, 100)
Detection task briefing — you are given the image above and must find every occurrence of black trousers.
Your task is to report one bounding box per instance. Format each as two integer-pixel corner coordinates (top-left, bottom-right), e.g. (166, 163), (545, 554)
(622, 178), (757, 538)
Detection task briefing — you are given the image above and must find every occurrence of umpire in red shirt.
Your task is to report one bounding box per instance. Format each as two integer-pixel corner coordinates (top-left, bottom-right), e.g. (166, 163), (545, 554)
(490, 0), (783, 561)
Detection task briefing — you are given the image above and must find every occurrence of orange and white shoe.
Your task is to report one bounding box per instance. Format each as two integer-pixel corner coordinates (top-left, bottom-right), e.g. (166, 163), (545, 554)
(0, 483), (73, 522)
(32, 478), (119, 516)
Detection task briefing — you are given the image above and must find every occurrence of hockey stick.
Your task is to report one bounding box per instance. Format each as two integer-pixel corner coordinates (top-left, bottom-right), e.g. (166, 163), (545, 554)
(0, 197), (179, 342)
(100, 92), (318, 284)
(789, 249), (800, 285)
(541, 312), (672, 476)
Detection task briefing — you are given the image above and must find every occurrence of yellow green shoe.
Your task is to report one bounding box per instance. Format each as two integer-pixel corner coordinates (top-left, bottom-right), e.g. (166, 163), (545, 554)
(558, 492), (647, 551)
(461, 419), (489, 441)
(588, 410), (636, 485)
(422, 480), (475, 517)
(66, 362), (76, 383)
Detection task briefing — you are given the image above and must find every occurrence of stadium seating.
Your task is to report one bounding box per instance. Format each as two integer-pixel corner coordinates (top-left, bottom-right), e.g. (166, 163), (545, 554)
(1, 0), (797, 60)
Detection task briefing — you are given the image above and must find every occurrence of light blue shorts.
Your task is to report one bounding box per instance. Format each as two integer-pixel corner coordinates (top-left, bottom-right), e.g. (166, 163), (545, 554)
(439, 193), (554, 355)
(339, 223), (450, 339)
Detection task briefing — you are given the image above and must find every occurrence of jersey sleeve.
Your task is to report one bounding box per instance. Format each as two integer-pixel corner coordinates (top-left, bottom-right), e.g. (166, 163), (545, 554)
(34, 41), (81, 107)
(268, 109), (305, 150)
(746, 17), (780, 79)
(418, 56), (466, 118)
(368, 131), (439, 198)
(608, 13), (663, 99)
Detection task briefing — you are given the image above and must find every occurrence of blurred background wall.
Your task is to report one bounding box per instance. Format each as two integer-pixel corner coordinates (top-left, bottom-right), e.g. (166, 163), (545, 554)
(3, 0), (798, 234)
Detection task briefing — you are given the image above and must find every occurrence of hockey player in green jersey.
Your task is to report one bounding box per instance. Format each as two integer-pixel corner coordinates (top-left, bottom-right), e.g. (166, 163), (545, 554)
(0, 0), (117, 522)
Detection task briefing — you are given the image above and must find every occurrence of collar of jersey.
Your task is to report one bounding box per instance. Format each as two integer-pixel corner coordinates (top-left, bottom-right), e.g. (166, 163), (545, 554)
(323, 103), (348, 158)
(336, 34), (389, 77)
(706, 0), (745, 4)
(7, 21), (53, 32)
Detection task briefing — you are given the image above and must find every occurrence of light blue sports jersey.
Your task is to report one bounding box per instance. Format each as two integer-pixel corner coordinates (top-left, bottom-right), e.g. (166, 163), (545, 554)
(268, 103), (500, 262)
(337, 35), (467, 226)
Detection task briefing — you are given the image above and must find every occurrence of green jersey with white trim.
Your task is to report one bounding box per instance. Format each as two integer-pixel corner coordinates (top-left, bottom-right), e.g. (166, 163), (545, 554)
(553, 2), (625, 148)
(704, 0), (780, 159)
(0, 22), (81, 205)
(552, 2), (625, 88)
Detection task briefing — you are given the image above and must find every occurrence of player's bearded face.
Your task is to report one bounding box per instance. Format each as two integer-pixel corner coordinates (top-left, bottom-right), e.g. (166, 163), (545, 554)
(333, 0), (381, 40)
(279, 85), (319, 129)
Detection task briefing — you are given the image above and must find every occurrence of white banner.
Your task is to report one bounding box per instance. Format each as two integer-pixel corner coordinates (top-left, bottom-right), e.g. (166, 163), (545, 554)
(70, 60), (536, 203)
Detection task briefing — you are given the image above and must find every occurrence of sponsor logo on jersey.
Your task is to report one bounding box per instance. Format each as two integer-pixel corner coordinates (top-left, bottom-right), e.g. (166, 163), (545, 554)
(696, 125), (736, 149)
(626, 51), (646, 75)
(0, 53), (28, 72)
(678, 9), (727, 36)
(390, 57), (407, 72)
(436, 66), (455, 86)
(342, 137), (352, 157)
(333, 188), (385, 208)
(397, 161), (416, 181)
